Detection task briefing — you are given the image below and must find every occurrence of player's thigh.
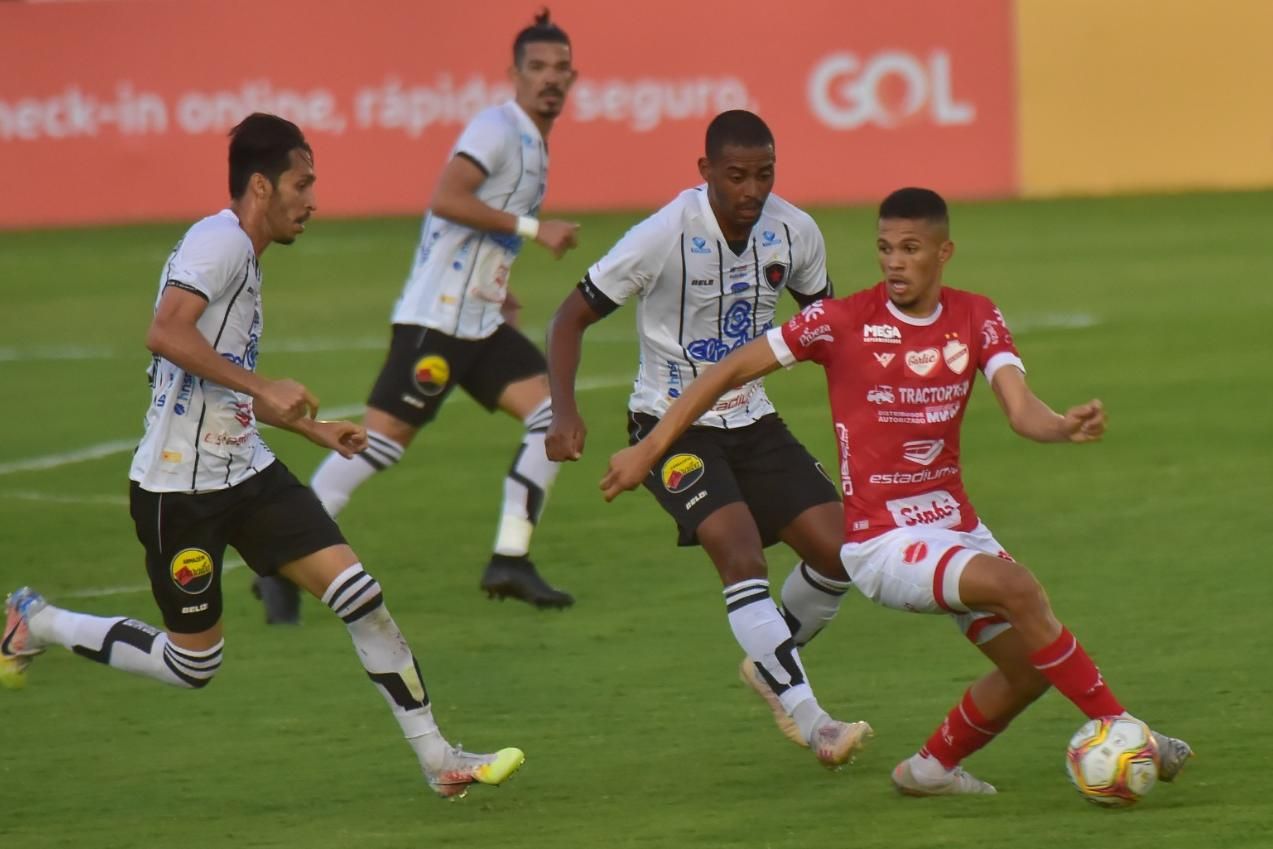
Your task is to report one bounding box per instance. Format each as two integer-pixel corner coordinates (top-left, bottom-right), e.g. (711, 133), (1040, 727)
(129, 482), (231, 635)
(462, 325), (549, 417)
(628, 412), (746, 548)
(365, 324), (473, 434)
(225, 462), (349, 586)
(731, 415), (840, 549)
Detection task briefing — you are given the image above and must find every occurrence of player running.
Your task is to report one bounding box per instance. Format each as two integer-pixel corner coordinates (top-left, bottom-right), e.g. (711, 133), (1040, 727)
(1, 113), (524, 801)
(252, 10), (580, 622)
(547, 110), (871, 769)
(600, 187), (1192, 795)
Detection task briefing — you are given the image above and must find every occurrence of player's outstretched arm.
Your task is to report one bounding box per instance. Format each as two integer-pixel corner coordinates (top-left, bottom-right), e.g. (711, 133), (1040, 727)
(990, 366), (1106, 444)
(147, 286), (315, 425)
(431, 156), (579, 258)
(600, 338), (783, 500)
(545, 289), (605, 461)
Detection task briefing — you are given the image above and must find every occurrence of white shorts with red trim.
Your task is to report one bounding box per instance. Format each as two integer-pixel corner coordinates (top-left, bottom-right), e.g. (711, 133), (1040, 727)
(839, 522), (1014, 645)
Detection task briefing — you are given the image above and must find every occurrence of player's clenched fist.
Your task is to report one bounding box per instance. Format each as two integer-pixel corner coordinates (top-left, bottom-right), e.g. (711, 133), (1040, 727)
(546, 410), (587, 461)
(536, 219), (580, 259)
(310, 420), (367, 459)
(256, 378), (318, 423)
(1063, 398), (1106, 443)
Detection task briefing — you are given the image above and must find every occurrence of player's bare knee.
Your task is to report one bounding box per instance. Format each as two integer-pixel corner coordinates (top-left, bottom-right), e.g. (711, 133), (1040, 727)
(997, 565), (1049, 622)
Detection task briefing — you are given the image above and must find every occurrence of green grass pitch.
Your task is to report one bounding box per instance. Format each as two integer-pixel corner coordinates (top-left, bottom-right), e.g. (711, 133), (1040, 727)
(1, 191), (1270, 848)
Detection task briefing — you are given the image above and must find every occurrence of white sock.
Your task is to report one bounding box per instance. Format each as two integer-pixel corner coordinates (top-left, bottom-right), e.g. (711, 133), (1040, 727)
(311, 429), (404, 517)
(724, 578), (827, 739)
(780, 561), (850, 646)
(28, 606), (221, 688)
(493, 399), (559, 557)
(322, 563), (448, 768)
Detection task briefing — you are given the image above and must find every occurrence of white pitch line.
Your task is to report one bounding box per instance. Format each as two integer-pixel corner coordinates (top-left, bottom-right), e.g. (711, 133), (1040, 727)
(0, 380), (631, 480)
(0, 490), (128, 506)
(62, 557), (246, 600)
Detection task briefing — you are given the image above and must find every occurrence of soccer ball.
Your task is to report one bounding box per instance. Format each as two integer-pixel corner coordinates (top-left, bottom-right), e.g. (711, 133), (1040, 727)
(1065, 716), (1160, 807)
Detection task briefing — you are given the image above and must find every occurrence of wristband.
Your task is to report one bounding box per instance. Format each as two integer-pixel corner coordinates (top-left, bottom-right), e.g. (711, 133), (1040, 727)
(515, 216), (540, 240)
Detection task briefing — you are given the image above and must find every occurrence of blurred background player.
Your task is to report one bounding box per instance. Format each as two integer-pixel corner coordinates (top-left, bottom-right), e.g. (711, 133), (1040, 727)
(1, 113), (524, 800)
(546, 110), (872, 769)
(600, 187), (1193, 796)
(253, 10), (581, 622)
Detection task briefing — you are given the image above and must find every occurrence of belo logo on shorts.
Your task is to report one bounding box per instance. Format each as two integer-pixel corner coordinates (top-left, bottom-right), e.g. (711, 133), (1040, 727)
(170, 548), (214, 595)
(413, 355), (450, 396)
(661, 453), (705, 494)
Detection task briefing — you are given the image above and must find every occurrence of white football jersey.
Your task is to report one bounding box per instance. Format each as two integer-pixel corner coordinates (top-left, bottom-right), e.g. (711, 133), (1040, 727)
(130, 209), (275, 493)
(392, 100), (548, 339)
(586, 186), (829, 429)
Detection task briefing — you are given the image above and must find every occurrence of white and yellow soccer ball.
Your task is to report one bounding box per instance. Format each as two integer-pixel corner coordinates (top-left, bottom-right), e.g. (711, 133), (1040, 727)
(1065, 716), (1160, 807)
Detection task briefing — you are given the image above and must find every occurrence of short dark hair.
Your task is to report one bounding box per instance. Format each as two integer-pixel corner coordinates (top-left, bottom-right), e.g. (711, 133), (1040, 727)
(227, 113), (311, 199)
(705, 110), (774, 159)
(879, 187), (949, 225)
(513, 8), (570, 66)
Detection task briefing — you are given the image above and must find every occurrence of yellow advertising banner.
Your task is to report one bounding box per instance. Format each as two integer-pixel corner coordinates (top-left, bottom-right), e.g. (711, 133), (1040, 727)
(1017, 1), (1273, 196)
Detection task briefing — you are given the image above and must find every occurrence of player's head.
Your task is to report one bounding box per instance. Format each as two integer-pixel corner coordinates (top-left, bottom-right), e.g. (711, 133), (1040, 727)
(698, 110), (775, 235)
(510, 9), (576, 122)
(228, 113), (316, 246)
(876, 187), (954, 314)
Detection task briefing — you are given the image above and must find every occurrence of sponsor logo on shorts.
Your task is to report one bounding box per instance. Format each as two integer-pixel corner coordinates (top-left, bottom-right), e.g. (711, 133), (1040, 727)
(885, 490), (962, 530)
(181, 603), (209, 614)
(814, 461), (834, 484)
(412, 354), (450, 397)
(661, 453), (705, 494)
(905, 348), (940, 376)
(902, 541), (929, 564)
(170, 548), (214, 595)
(942, 335), (969, 374)
(685, 490), (708, 510)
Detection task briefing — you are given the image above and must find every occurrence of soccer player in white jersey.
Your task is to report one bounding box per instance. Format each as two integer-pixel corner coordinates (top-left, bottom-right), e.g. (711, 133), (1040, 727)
(546, 111), (872, 770)
(600, 187), (1193, 796)
(245, 11), (581, 621)
(0, 114), (524, 800)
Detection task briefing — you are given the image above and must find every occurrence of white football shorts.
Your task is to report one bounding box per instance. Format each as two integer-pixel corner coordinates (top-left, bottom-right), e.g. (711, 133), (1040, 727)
(840, 522), (1014, 645)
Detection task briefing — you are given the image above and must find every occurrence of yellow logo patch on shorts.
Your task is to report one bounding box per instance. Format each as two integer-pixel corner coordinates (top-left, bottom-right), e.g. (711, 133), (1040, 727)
(412, 354), (450, 396)
(661, 453), (705, 494)
(170, 548), (214, 595)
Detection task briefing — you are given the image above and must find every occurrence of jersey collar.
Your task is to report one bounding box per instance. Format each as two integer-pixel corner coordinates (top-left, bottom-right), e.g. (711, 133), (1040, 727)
(882, 285), (944, 326)
(694, 185), (755, 257)
(507, 100), (546, 147)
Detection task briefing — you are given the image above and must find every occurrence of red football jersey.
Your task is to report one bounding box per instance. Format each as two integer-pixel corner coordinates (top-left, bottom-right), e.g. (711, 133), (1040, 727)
(769, 282), (1023, 543)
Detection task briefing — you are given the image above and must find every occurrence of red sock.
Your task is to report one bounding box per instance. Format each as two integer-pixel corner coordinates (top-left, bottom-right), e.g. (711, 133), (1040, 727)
(1029, 626), (1124, 719)
(920, 689), (1008, 770)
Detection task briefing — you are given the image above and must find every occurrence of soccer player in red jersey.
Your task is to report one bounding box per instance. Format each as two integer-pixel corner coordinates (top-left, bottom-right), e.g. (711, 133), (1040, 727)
(599, 188), (1193, 795)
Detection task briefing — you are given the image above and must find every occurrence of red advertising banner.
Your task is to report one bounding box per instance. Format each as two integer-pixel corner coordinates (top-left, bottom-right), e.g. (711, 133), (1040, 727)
(0, 0), (1016, 228)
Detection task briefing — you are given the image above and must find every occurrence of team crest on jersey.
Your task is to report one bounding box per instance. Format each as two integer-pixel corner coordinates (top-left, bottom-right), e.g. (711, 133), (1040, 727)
(661, 453), (705, 494)
(942, 335), (969, 374)
(763, 262), (787, 288)
(905, 348), (940, 376)
(412, 355), (450, 396)
(170, 548), (214, 595)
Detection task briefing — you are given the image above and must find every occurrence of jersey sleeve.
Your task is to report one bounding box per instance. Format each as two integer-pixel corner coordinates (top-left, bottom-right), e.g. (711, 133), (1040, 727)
(977, 297), (1026, 383)
(165, 224), (247, 302)
(767, 298), (839, 367)
(584, 214), (671, 309)
(786, 218), (831, 298)
(453, 109), (510, 177)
